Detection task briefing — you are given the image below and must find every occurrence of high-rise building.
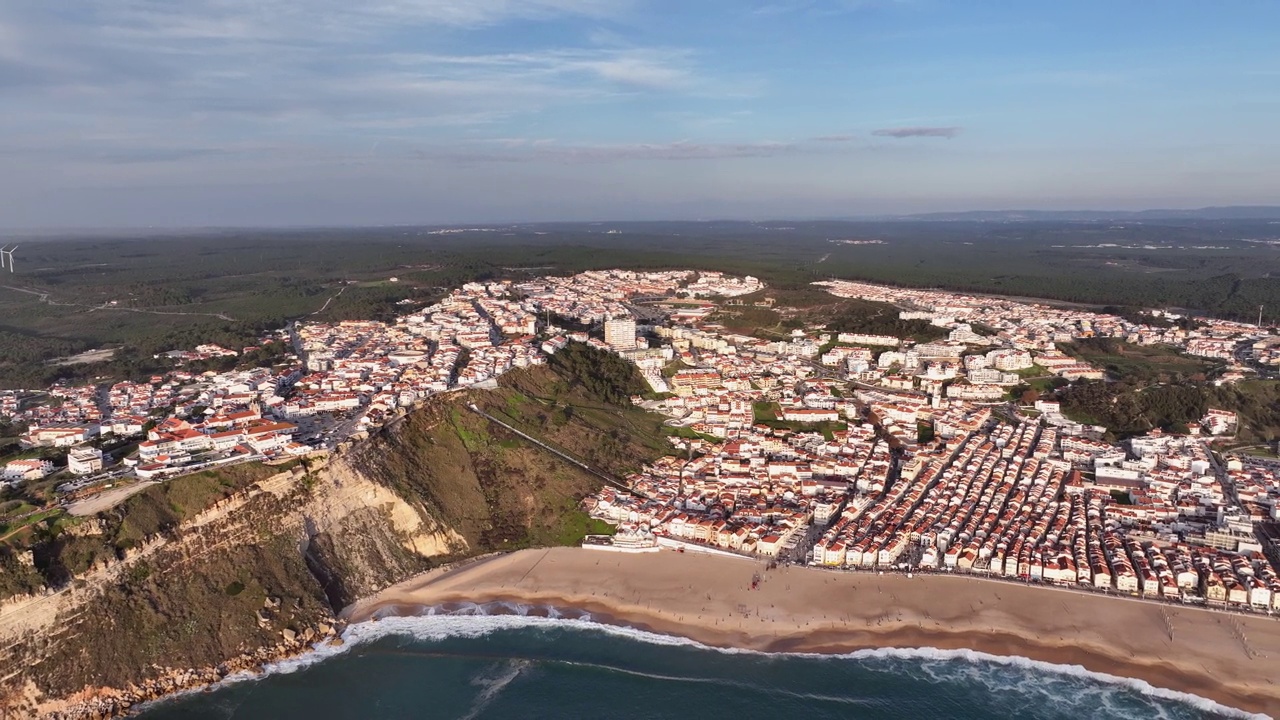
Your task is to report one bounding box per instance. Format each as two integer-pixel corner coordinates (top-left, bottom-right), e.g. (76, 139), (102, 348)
(604, 316), (637, 350)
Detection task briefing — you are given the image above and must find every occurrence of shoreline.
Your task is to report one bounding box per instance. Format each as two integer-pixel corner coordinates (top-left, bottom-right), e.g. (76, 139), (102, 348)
(343, 547), (1280, 717)
(34, 619), (344, 719)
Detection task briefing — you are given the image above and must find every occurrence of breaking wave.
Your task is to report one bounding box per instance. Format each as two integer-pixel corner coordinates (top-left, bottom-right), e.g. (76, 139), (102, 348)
(151, 603), (1268, 720)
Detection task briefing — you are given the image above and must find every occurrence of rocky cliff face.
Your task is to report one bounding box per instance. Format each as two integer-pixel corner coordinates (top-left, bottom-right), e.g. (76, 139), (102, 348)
(1, 456), (450, 718)
(299, 452), (468, 608)
(0, 357), (668, 718)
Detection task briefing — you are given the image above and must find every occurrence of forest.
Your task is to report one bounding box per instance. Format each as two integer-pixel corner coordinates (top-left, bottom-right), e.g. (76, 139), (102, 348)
(1060, 338), (1219, 384)
(546, 341), (649, 406)
(1057, 378), (1280, 444)
(3, 218), (1280, 390)
(826, 299), (948, 343)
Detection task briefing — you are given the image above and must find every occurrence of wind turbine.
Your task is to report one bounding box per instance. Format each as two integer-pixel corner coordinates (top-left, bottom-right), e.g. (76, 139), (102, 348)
(0, 245), (13, 272)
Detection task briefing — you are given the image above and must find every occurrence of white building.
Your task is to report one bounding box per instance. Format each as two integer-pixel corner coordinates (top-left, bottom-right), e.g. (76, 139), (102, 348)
(67, 446), (104, 476)
(3, 459), (55, 482)
(604, 316), (638, 350)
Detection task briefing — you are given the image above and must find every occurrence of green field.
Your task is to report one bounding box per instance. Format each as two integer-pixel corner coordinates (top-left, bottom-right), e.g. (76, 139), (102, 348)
(752, 401), (846, 440)
(1061, 338), (1220, 382)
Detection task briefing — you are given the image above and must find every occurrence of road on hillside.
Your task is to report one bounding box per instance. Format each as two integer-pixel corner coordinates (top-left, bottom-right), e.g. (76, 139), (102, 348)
(465, 403), (647, 498)
(65, 481), (159, 516)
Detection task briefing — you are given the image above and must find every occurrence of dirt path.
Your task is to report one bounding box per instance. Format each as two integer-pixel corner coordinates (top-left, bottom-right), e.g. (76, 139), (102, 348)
(0, 285), (237, 321)
(65, 482), (157, 516)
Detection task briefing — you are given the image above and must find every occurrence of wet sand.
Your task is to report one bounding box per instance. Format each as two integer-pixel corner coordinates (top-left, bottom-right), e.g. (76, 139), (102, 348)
(343, 547), (1280, 717)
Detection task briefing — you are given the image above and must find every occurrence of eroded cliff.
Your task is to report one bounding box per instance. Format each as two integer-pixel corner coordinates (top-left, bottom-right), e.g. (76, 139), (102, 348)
(0, 350), (668, 718)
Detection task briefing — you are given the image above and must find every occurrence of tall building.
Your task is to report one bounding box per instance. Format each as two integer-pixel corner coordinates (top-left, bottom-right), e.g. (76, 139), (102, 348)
(604, 316), (637, 350)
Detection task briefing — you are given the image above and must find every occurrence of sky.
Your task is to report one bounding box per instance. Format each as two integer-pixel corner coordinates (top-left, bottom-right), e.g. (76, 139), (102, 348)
(2, 0), (1279, 227)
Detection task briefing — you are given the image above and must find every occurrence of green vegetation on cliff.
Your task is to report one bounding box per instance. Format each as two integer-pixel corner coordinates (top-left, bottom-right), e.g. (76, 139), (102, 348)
(1060, 338), (1219, 383)
(348, 343), (670, 568)
(826, 298), (947, 343)
(1208, 381), (1280, 445)
(1, 463), (336, 709)
(1058, 378), (1280, 443)
(1, 342), (679, 712)
(544, 341), (649, 405)
(1059, 381), (1207, 438)
(1, 461), (288, 593)
(34, 534), (330, 694)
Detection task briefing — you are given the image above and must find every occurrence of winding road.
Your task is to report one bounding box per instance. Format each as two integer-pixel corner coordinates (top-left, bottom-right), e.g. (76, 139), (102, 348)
(1, 285), (237, 321)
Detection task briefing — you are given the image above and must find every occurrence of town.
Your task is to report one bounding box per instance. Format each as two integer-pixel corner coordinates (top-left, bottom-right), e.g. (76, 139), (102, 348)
(4, 269), (1280, 615)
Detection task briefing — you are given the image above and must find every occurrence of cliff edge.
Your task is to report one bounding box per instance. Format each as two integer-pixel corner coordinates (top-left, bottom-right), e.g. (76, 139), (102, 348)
(0, 346), (668, 718)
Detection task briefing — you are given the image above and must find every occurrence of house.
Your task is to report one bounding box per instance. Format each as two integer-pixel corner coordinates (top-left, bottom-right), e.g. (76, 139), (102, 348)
(22, 425), (99, 448)
(67, 446), (105, 476)
(1200, 409), (1238, 436)
(780, 408), (839, 423)
(756, 534), (783, 557)
(108, 416), (148, 437)
(3, 459), (55, 482)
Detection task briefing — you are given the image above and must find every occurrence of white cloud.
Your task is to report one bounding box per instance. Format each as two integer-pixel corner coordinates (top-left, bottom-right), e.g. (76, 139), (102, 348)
(413, 138), (827, 164)
(583, 53), (691, 89)
(0, 0), (703, 165)
(95, 0), (632, 41)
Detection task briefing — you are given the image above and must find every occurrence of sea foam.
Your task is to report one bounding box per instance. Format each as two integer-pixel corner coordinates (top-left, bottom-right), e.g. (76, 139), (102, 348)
(151, 605), (1271, 720)
(346, 608), (1270, 720)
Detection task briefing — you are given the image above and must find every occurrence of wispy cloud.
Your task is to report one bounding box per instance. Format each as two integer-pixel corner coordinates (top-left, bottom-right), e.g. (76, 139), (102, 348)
(435, 139), (801, 163)
(812, 134), (857, 142)
(0, 0), (704, 165)
(391, 47), (698, 90)
(751, 0), (909, 18)
(97, 0), (632, 41)
(872, 126), (961, 139)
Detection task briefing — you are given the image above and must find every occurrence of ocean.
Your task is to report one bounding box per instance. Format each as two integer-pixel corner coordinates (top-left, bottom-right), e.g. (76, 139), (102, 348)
(137, 606), (1258, 720)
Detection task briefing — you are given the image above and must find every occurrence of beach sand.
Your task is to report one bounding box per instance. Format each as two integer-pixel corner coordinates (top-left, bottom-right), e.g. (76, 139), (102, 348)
(343, 548), (1280, 716)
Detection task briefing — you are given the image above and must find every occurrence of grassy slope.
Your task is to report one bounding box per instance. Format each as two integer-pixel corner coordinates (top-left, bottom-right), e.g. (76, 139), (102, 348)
(710, 288), (946, 343)
(4, 345), (673, 705)
(9, 465), (333, 701)
(350, 353), (670, 556)
(1, 461), (289, 594)
(1060, 338), (1219, 382)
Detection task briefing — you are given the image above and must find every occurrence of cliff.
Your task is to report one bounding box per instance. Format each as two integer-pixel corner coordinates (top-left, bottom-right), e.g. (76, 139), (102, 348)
(0, 347), (670, 718)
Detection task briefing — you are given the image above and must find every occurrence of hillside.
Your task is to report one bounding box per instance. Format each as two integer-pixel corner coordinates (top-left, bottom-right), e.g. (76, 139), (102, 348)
(1058, 377), (1280, 443)
(322, 346), (669, 606)
(0, 346), (671, 718)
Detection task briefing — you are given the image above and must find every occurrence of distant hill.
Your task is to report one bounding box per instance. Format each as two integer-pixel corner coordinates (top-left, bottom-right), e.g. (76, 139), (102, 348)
(888, 206), (1280, 222)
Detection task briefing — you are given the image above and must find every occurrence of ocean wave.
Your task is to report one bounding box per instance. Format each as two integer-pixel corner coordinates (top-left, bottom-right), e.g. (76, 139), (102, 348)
(344, 609), (1268, 720)
(460, 659), (529, 720)
(160, 606), (1267, 720)
(557, 661), (879, 708)
(834, 647), (1261, 720)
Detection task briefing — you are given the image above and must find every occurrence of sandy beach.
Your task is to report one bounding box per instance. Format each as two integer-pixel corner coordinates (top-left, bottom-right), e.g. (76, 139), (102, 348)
(343, 547), (1280, 717)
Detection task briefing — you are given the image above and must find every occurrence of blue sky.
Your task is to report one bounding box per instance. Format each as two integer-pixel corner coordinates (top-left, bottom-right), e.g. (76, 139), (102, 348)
(2, 0), (1278, 227)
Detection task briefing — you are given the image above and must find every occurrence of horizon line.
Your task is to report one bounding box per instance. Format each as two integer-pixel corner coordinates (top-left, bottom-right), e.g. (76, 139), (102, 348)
(4, 204), (1280, 235)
